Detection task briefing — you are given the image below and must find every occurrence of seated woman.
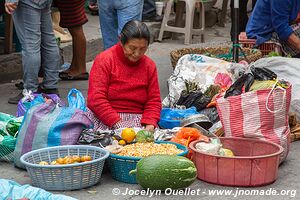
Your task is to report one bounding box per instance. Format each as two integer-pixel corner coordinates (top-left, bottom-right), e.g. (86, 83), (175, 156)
(246, 0), (300, 57)
(87, 20), (162, 132)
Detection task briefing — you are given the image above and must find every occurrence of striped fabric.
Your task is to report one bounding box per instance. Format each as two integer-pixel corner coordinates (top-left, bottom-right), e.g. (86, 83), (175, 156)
(53, 0), (88, 28)
(216, 85), (292, 163)
(14, 100), (93, 168)
(271, 24), (300, 57)
(86, 108), (143, 131)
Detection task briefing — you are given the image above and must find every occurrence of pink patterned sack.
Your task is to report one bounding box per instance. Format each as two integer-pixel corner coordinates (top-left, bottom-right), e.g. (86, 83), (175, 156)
(216, 84), (292, 163)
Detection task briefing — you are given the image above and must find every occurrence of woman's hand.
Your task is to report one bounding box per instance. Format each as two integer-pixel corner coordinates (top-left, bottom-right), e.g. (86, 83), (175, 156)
(144, 125), (155, 132)
(5, 2), (18, 14)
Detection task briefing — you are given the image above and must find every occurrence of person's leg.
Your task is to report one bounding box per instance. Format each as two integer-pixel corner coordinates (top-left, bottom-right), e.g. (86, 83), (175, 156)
(56, 0), (88, 80)
(40, 3), (60, 92)
(12, 3), (41, 92)
(142, 0), (156, 19)
(98, 0), (118, 50)
(67, 25), (87, 76)
(117, 0), (143, 35)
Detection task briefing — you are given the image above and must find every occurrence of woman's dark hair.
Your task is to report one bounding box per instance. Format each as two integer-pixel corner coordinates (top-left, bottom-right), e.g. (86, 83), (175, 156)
(120, 20), (150, 45)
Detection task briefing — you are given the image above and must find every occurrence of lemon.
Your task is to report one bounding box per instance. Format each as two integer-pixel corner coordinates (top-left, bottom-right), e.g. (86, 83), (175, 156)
(121, 128), (136, 143)
(118, 139), (126, 145)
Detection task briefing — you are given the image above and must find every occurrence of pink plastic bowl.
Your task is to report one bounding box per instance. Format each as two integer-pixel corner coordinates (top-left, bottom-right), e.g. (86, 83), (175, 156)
(189, 137), (283, 187)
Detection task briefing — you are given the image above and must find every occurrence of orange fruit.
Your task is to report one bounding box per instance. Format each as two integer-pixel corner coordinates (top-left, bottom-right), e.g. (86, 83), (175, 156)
(121, 128), (136, 143)
(63, 157), (75, 164)
(56, 157), (65, 164)
(72, 155), (81, 163)
(81, 155), (92, 162)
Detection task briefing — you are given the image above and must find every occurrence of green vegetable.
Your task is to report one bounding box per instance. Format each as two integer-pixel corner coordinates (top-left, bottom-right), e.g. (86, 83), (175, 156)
(6, 117), (23, 137)
(136, 130), (154, 143)
(130, 155), (197, 190)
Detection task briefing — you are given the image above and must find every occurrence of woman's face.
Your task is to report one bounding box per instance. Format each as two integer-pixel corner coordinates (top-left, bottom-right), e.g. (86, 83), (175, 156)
(122, 38), (148, 62)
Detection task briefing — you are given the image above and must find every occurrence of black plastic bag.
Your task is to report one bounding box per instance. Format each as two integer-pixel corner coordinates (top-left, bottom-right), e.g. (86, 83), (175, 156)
(224, 73), (254, 98)
(250, 66), (277, 81)
(192, 95), (212, 111)
(177, 91), (203, 108)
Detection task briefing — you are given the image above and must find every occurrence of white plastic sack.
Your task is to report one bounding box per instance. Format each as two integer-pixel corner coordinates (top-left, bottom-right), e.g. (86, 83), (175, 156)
(252, 57), (300, 119)
(163, 54), (239, 107)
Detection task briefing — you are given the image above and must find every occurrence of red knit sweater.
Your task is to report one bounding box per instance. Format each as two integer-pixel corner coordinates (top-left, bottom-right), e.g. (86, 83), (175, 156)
(87, 43), (162, 128)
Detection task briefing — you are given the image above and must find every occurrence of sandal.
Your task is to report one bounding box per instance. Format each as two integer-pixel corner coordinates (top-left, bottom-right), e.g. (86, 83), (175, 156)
(60, 72), (89, 81)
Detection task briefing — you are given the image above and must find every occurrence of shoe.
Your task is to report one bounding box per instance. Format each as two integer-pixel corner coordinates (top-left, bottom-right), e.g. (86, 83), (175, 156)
(59, 72), (89, 81)
(142, 15), (163, 22)
(37, 87), (60, 96)
(15, 81), (24, 90)
(8, 92), (24, 104)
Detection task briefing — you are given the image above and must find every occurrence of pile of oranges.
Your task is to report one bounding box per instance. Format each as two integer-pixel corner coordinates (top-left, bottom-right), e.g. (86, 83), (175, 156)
(38, 155), (92, 165)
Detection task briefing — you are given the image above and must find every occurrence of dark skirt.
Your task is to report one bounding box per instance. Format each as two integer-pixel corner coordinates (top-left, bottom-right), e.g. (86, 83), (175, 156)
(53, 0), (88, 28)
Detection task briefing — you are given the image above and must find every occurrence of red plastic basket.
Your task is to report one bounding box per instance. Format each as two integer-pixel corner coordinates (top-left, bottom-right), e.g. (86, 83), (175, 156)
(239, 32), (281, 56)
(190, 137), (283, 187)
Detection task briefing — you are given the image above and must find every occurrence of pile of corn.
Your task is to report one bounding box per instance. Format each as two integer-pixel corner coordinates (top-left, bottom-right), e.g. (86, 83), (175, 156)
(117, 142), (183, 157)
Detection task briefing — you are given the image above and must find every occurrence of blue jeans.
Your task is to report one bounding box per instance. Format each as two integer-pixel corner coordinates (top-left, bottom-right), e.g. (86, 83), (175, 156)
(98, 0), (143, 50)
(12, 1), (60, 92)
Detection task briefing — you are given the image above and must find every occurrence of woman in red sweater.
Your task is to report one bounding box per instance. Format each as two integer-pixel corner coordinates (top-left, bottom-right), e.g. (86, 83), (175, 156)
(87, 20), (162, 132)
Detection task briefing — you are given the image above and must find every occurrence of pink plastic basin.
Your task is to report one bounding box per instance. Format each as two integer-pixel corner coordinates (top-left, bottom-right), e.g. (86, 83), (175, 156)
(189, 137), (283, 187)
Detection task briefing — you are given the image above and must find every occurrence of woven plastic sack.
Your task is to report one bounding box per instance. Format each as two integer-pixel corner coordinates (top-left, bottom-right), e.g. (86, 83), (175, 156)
(0, 179), (76, 200)
(14, 97), (93, 168)
(216, 84), (292, 163)
(16, 90), (60, 117)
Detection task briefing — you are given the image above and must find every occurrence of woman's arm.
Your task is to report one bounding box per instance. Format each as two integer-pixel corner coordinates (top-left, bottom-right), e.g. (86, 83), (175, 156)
(270, 0), (294, 41)
(140, 64), (162, 129)
(87, 55), (121, 128)
(288, 33), (300, 50)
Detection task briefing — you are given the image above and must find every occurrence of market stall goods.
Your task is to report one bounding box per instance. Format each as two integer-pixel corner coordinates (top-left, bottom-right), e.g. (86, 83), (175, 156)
(130, 155), (197, 190)
(117, 142), (183, 157)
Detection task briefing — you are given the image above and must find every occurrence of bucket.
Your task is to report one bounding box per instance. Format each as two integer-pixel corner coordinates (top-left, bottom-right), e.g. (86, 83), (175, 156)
(190, 137), (283, 187)
(155, 2), (164, 16)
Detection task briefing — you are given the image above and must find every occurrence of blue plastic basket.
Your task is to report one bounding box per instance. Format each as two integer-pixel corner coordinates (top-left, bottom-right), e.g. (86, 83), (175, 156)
(20, 145), (109, 191)
(108, 141), (188, 184)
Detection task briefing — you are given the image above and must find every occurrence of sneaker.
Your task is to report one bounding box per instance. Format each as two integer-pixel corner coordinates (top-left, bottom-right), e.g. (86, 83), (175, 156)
(142, 15), (163, 22)
(37, 87), (60, 96)
(15, 81), (24, 90)
(8, 92), (24, 104)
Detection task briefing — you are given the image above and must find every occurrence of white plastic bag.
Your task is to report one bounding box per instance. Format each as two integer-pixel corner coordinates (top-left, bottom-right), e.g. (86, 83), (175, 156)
(163, 54), (233, 107)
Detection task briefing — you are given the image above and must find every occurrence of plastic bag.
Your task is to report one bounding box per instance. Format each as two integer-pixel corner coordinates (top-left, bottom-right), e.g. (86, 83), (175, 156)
(17, 92), (61, 117)
(14, 97), (93, 168)
(0, 112), (23, 137)
(192, 95), (212, 112)
(195, 142), (221, 155)
(158, 107), (199, 129)
(214, 73), (232, 88)
(250, 66), (277, 81)
(224, 73), (255, 98)
(67, 88), (87, 111)
(0, 179), (76, 200)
